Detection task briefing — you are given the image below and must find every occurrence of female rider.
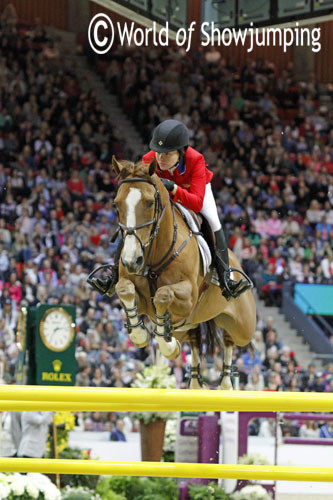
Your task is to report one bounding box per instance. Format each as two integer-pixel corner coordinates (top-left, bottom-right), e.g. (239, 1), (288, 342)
(90, 119), (252, 300)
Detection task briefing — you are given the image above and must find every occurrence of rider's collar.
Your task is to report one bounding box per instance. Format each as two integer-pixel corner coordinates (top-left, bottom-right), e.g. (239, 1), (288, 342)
(176, 156), (186, 175)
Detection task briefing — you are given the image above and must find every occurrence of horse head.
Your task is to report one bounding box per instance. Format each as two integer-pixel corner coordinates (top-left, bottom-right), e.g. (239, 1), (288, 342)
(112, 155), (166, 275)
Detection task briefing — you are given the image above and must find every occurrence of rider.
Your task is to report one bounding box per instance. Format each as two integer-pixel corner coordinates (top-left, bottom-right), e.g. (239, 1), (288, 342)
(90, 119), (252, 301)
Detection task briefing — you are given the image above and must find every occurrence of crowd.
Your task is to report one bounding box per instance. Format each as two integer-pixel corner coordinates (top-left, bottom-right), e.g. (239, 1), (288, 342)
(0, 9), (332, 441)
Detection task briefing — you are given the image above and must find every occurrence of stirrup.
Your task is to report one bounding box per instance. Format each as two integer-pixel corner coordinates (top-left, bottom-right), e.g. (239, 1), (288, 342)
(87, 264), (117, 296)
(222, 272), (253, 301)
(215, 255), (253, 301)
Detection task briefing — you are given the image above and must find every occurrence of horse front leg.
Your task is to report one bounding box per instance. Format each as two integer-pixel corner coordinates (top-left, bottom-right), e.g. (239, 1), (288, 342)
(115, 278), (150, 348)
(153, 280), (193, 360)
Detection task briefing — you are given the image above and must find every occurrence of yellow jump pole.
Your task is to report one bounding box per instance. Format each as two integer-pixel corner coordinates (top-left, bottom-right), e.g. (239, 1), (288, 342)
(1, 459), (333, 482)
(0, 386), (333, 412)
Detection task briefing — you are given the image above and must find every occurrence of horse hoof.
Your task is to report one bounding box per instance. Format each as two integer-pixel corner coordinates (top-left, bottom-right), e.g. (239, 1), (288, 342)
(129, 328), (150, 348)
(131, 339), (150, 348)
(162, 339), (181, 360)
(190, 380), (205, 390)
(220, 377), (233, 391)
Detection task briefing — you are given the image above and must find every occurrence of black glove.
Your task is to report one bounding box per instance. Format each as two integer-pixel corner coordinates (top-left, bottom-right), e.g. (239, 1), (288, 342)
(161, 178), (175, 192)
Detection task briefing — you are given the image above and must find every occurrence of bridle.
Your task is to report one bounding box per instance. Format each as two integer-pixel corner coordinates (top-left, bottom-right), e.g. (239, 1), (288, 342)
(117, 177), (168, 267)
(116, 176), (192, 280)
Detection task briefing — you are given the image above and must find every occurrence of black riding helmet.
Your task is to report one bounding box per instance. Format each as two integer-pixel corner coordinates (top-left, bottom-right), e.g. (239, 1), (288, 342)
(150, 119), (189, 153)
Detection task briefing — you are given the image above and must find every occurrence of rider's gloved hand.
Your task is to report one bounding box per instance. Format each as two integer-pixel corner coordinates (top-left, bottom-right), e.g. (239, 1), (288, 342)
(161, 178), (175, 192)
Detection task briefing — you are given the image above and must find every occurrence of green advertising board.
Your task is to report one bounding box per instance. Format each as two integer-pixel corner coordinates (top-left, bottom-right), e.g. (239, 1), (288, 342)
(15, 304), (76, 386)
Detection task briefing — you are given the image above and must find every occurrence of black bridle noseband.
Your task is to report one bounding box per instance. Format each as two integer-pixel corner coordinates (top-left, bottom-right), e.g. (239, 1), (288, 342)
(117, 176), (192, 281)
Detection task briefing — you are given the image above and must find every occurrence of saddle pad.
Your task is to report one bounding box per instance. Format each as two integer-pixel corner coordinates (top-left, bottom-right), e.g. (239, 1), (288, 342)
(174, 203), (212, 276)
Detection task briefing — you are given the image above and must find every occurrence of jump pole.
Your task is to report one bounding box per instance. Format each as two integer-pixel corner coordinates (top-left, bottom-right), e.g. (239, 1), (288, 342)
(0, 386), (333, 412)
(1, 459), (333, 482)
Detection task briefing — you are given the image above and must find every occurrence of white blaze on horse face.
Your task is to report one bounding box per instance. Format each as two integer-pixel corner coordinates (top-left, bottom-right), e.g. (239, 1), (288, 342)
(123, 187), (142, 263)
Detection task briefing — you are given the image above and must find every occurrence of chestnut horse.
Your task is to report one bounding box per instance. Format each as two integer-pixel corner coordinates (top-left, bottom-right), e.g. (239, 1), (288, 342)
(108, 157), (256, 389)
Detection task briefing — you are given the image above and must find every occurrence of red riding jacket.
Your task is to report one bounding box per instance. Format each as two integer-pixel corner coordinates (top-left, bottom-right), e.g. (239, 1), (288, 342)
(142, 147), (213, 213)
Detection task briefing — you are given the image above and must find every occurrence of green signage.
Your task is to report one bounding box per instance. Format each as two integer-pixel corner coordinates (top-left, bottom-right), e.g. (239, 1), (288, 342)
(180, 411), (206, 417)
(15, 304), (76, 386)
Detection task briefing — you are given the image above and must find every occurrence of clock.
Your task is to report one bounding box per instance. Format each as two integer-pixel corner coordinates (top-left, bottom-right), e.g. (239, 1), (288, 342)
(40, 307), (75, 352)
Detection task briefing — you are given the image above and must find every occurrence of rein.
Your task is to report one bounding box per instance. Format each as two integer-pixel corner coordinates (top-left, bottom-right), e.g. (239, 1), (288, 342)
(117, 176), (192, 283)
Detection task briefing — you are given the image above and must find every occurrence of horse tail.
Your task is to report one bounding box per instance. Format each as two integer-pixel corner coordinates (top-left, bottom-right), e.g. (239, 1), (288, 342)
(189, 321), (222, 357)
(200, 319), (222, 357)
(189, 326), (202, 355)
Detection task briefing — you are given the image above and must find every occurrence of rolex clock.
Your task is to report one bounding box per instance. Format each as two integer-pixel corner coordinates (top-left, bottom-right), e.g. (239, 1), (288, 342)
(35, 304), (76, 386)
(40, 308), (75, 352)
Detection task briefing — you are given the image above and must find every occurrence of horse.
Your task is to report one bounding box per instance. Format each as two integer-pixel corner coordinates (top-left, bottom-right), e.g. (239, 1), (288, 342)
(98, 156), (256, 389)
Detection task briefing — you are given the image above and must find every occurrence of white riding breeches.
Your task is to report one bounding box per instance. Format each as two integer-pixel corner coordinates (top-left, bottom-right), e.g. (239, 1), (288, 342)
(200, 183), (222, 233)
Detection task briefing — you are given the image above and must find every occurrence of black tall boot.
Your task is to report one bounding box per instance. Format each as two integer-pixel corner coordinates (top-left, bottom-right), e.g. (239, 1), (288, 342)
(88, 238), (123, 296)
(214, 228), (253, 301)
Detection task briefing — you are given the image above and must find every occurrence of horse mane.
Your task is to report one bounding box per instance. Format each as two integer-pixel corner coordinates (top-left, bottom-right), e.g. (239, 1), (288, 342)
(117, 160), (152, 181)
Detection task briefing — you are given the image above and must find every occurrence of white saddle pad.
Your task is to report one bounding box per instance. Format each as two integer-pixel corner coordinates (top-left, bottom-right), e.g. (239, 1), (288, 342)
(174, 203), (212, 276)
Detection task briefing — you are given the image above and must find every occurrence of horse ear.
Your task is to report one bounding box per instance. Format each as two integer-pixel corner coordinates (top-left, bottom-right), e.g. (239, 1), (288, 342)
(148, 157), (156, 176)
(112, 155), (121, 175)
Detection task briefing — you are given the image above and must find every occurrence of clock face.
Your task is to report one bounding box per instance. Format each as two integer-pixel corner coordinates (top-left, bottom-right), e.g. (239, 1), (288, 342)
(40, 308), (74, 352)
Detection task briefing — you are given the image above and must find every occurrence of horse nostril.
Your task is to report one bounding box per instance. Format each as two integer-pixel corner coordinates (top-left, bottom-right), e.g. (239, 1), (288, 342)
(136, 256), (143, 267)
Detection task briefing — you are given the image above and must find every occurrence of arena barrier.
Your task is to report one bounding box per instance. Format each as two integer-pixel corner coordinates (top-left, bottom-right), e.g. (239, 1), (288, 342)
(282, 412), (333, 446)
(1, 385), (333, 481)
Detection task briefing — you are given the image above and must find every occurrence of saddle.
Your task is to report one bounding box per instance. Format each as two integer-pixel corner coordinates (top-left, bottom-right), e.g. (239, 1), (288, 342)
(174, 203), (215, 278)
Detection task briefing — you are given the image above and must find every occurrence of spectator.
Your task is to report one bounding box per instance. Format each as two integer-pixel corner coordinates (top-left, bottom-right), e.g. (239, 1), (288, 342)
(245, 371), (264, 391)
(262, 263), (281, 306)
(259, 418), (276, 437)
(251, 330), (266, 361)
(265, 210), (283, 238)
(17, 412), (53, 458)
(110, 419), (126, 441)
(319, 422), (333, 439)
(75, 364), (91, 386)
(0, 411), (18, 457)
(309, 372), (326, 392)
(299, 421), (319, 438)
(241, 344), (262, 373)
(89, 367), (109, 387)
(171, 357), (187, 388)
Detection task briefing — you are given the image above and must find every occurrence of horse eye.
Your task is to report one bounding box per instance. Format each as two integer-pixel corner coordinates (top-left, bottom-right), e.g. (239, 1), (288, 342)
(146, 200), (154, 208)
